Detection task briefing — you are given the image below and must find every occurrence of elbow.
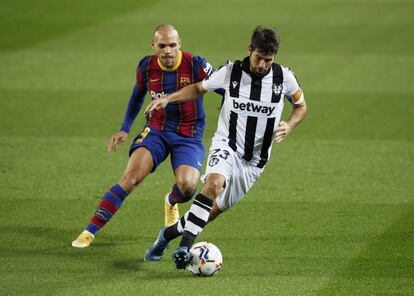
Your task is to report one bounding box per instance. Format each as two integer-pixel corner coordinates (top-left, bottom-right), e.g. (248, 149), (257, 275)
(302, 101), (308, 115)
(299, 97), (307, 112)
(295, 100), (307, 113)
(294, 100), (307, 121)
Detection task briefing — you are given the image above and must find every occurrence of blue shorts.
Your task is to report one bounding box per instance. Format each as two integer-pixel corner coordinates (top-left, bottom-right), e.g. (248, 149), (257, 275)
(129, 127), (205, 172)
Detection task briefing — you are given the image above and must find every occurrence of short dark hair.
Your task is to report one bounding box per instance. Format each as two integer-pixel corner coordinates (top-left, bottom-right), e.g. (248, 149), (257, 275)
(249, 26), (280, 54)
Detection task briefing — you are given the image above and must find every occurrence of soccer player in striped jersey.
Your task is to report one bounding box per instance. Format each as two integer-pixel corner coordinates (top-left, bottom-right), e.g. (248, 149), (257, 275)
(144, 26), (307, 268)
(72, 24), (219, 248)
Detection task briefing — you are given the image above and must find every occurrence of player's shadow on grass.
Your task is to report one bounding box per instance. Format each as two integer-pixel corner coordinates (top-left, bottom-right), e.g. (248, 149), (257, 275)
(3, 225), (196, 278)
(112, 258), (191, 278)
(0, 225), (142, 254)
(112, 258), (143, 270)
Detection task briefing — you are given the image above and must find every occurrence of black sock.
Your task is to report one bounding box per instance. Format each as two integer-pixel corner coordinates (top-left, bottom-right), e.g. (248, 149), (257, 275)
(178, 193), (213, 249)
(163, 222), (181, 241)
(179, 231), (197, 250)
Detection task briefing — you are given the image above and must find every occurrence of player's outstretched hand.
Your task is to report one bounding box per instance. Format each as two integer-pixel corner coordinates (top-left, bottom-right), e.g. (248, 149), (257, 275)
(144, 98), (169, 116)
(274, 121), (292, 143)
(107, 131), (128, 152)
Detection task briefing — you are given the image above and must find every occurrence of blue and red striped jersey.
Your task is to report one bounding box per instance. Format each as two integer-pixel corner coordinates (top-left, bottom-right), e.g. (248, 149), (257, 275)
(120, 51), (213, 138)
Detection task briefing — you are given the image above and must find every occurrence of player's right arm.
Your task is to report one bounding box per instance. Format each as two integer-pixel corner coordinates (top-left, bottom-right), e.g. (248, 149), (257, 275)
(144, 82), (206, 115)
(144, 62), (228, 115)
(108, 59), (148, 151)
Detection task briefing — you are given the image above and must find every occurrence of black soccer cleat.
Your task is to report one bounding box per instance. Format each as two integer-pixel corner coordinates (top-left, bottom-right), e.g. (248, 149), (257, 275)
(172, 246), (193, 269)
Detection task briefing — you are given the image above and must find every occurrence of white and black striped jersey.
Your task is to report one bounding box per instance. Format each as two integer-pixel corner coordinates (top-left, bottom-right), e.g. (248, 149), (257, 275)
(202, 57), (304, 168)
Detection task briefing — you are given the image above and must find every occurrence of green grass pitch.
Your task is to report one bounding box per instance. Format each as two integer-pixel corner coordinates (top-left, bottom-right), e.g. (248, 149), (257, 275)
(1, 0), (413, 295)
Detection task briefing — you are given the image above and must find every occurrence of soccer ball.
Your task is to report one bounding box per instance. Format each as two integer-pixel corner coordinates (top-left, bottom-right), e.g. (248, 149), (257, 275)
(186, 242), (223, 276)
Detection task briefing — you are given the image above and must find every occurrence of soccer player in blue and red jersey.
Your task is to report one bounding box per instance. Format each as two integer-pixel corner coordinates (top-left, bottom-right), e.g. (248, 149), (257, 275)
(72, 24), (219, 249)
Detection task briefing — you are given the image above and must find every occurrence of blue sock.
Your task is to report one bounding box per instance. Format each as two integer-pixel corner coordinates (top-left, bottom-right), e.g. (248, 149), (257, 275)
(86, 184), (128, 235)
(168, 184), (196, 205)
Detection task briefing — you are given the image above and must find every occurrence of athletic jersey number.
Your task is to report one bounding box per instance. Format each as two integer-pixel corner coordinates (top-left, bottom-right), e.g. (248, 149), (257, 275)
(208, 148), (230, 167)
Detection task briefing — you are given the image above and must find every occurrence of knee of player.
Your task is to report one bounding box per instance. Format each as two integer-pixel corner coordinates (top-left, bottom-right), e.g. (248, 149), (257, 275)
(172, 184), (195, 204)
(121, 172), (146, 188)
(175, 178), (197, 197)
(202, 175), (224, 197)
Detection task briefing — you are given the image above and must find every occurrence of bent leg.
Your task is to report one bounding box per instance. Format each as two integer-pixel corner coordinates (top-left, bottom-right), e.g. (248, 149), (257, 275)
(169, 165), (200, 204)
(171, 173), (225, 268)
(201, 173), (226, 200)
(165, 134), (204, 225)
(179, 173), (226, 248)
(161, 175), (224, 243)
(118, 147), (153, 193)
(164, 165), (200, 226)
(167, 132), (204, 204)
(85, 148), (153, 235)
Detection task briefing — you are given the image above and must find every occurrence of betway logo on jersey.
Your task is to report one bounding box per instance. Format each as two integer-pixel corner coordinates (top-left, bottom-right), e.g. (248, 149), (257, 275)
(150, 90), (168, 100)
(232, 99), (275, 116)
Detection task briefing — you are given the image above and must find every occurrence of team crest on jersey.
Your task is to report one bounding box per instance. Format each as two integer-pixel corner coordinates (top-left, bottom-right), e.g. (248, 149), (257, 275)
(180, 77), (191, 87)
(208, 157), (219, 167)
(273, 83), (283, 95)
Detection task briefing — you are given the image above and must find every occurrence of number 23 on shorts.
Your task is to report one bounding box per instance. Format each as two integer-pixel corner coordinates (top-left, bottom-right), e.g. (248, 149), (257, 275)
(208, 148), (229, 167)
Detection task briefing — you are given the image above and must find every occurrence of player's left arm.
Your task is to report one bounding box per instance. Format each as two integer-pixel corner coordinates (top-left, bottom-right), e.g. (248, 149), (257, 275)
(275, 69), (307, 143)
(275, 100), (307, 143)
